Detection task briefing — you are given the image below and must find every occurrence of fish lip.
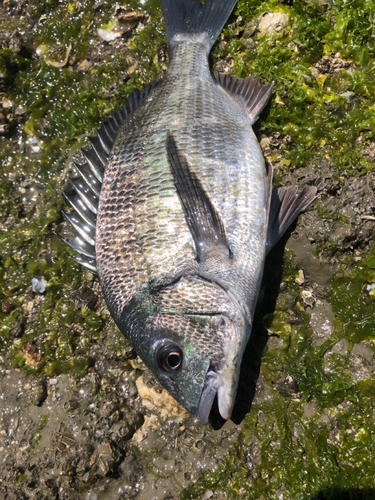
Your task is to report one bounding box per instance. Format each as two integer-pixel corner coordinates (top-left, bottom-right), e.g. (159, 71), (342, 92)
(198, 371), (236, 424)
(197, 312), (249, 424)
(217, 385), (235, 421)
(197, 370), (222, 424)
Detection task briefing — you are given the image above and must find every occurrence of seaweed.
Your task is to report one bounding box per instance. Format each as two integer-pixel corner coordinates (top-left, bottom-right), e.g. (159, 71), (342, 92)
(0, 0), (374, 497)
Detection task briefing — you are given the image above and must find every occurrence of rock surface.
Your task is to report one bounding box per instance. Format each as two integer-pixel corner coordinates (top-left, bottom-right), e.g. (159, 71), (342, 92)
(0, 0), (374, 499)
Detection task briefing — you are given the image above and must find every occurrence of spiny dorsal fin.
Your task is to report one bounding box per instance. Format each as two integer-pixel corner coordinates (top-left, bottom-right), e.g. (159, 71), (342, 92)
(267, 185), (317, 252)
(213, 71), (274, 125)
(60, 79), (162, 274)
(166, 132), (230, 264)
(85, 79), (162, 182)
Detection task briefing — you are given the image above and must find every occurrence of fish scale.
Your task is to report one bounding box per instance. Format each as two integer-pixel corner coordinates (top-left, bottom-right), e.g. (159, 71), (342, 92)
(62, 0), (316, 423)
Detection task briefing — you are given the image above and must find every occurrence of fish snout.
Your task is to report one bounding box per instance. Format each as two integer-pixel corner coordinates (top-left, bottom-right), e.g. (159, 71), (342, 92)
(198, 315), (249, 424)
(197, 369), (238, 424)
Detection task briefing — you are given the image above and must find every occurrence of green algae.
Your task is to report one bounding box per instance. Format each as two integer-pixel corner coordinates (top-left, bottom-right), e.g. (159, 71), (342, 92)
(14, 472), (28, 485)
(214, 0), (375, 174)
(181, 252), (375, 499)
(316, 202), (350, 224)
(30, 414), (49, 448)
(329, 249), (375, 343)
(0, 0), (164, 375)
(0, 0), (375, 498)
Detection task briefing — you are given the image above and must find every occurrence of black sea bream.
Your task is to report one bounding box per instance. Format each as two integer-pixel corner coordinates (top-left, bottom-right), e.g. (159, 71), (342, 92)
(61, 0), (316, 423)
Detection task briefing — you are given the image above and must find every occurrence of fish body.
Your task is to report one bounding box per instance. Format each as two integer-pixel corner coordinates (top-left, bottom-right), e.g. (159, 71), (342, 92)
(61, 0), (316, 423)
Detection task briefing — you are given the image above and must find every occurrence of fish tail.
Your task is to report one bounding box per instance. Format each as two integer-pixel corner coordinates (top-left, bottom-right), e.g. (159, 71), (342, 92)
(161, 0), (237, 49)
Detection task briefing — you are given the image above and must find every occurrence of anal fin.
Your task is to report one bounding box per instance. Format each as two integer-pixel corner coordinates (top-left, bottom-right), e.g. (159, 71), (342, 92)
(267, 186), (317, 252)
(166, 132), (231, 264)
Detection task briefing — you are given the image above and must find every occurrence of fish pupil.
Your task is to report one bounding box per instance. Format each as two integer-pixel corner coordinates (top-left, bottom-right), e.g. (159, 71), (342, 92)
(167, 352), (181, 369)
(156, 344), (183, 373)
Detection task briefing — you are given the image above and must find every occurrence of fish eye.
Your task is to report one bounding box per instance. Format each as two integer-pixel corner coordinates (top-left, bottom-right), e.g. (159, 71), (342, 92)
(156, 344), (183, 373)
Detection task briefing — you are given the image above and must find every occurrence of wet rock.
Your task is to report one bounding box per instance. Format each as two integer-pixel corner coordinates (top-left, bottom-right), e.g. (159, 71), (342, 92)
(118, 454), (139, 478)
(31, 379), (47, 406)
(348, 342), (374, 382)
(301, 289), (316, 308)
(295, 269), (305, 285)
(311, 282), (328, 299)
(131, 414), (159, 444)
(14, 105), (27, 116)
(351, 342), (373, 363)
(276, 374), (300, 398)
(136, 374), (190, 420)
(74, 286), (98, 310)
(303, 402), (317, 418)
(90, 440), (121, 477)
(77, 59), (91, 71)
(9, 319), (24, 340)
(117, 11), (146, 30)
(1, 301), (14, 313)
(257, 11), (289, 36)
(331, 339), (349, 356)
(314, 54), (354, 75)
(0, 123), (10, 135)
(22, 343), (41, 368)
(85, 492), (98, 500)
(310, 303), (335, 347)
(266, 335), (283, 350)
(117, 409), (144, 442)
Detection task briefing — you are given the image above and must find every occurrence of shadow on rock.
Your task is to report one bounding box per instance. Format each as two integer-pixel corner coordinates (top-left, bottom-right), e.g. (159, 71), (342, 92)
(209, 226), (296, 429)
(312, 488), (375, 500)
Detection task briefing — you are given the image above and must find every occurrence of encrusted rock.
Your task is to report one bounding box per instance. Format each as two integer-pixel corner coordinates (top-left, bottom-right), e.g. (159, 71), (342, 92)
(257, 11), (289, 36)
(31, 379), (47, 406)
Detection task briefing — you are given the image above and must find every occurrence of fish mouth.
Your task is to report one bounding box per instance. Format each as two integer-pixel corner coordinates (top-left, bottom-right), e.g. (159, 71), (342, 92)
(198, 371), (234, 424)
(197, 311), (249, 424)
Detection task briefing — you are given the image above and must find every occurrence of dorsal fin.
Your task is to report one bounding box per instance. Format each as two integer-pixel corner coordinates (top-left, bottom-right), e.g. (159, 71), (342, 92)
(166, 132), (231, 264)
(60, 79), (162, 274)
(213, 71), (274, 125)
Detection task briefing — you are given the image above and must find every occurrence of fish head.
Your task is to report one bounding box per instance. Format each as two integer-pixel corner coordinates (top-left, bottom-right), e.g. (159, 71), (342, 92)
(118, 278), (250, 423)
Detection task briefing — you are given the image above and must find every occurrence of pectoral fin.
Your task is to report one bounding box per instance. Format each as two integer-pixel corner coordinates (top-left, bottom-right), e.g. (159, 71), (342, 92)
(166, 132), (231, 263)
(267, 186), (317, 252)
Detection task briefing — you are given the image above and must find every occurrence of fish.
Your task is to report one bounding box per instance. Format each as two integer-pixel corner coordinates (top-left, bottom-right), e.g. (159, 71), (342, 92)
(60, 0), (316, 424)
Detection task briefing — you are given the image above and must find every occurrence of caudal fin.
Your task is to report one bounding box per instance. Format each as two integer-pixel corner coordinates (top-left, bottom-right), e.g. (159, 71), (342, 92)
(161, 0), (237, 48)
